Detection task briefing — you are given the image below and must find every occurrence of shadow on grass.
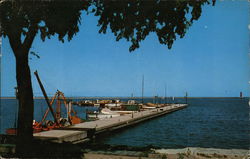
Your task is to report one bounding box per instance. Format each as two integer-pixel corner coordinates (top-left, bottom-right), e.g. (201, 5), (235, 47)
(0, 134), (157, 158)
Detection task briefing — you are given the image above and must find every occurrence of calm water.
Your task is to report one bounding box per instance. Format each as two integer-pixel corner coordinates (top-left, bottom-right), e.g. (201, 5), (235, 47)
(0, 98), (249, 149)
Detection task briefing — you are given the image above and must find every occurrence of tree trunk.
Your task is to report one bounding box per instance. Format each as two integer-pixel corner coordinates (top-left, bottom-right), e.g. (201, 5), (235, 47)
(7, 23), (37, 154)
(15, 51), (34, 154)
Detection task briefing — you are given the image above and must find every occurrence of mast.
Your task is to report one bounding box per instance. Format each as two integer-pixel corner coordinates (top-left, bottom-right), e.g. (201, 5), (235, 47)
(164, 84), (167, 105)
(141, 75), (144, 104)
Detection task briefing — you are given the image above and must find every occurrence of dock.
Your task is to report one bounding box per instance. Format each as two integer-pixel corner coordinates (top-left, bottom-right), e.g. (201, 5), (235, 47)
(34, 104), (187, 144)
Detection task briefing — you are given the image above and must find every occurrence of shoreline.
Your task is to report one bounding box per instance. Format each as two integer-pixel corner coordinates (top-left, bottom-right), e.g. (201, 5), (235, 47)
(83, 147), (249, 159)
(0, 144), (248, 158)
(0, 135), (248, 158)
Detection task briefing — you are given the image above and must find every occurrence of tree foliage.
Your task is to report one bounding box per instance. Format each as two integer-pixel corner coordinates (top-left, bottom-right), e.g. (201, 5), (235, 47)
(0, 1), (90, 52)
(1, 0), (215, 53)
(93, 0), (214, 51)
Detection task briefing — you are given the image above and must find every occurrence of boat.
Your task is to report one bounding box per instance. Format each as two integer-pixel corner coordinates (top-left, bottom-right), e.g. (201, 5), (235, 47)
(141, 103), (157, 109)
(105, 103), (122, 107)
(88, 108), (120, 120)
(142, 106), (156, 109)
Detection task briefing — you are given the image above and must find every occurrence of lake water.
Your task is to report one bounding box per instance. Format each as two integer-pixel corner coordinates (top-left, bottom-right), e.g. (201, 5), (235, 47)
(0, 98), (249, 149)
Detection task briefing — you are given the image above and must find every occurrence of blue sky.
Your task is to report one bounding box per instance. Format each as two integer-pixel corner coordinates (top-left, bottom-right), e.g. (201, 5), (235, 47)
(1, 1), (249, 97)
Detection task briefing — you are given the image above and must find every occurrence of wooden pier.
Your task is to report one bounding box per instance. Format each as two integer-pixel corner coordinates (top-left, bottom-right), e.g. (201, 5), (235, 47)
(34, 104), (187, 144)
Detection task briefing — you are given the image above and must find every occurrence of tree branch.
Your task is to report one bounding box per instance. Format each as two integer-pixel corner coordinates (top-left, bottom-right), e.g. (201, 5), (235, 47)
(22, 24), (38, 54)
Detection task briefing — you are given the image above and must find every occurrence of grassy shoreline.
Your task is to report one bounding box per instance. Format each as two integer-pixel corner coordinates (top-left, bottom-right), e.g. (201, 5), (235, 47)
(0, 143), (248, 158)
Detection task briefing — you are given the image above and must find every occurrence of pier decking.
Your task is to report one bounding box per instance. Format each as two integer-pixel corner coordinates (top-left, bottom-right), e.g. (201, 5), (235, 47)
(34, 104), (187, 144)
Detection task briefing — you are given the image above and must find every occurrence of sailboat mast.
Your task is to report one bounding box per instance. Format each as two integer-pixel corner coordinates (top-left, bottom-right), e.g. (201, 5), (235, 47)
(164, 85), (167, 105)
(142, 75), (144, 104)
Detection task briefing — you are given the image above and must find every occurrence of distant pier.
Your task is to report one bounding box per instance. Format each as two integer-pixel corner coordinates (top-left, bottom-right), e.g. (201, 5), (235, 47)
(34, 104), (187, 144)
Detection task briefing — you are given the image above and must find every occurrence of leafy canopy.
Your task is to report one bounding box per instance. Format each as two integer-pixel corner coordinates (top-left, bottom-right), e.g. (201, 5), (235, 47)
(0, 0), (215, 52)
(0, 1), (89, 44)
(94, 0), (214, 51)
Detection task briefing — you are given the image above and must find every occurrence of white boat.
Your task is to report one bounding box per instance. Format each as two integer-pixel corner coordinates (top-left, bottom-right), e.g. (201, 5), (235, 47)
(142, 106), (156, 109)
(105, 103), (121, 107)
(101, 108), (120, 114)
(88, 108), (120, 120)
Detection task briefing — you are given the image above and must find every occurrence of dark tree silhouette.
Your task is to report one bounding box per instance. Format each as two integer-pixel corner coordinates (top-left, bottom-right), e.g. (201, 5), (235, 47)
(93, 0), (215, 51)
(0, 1), (90, 153)
(0, 0), (215, 154)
